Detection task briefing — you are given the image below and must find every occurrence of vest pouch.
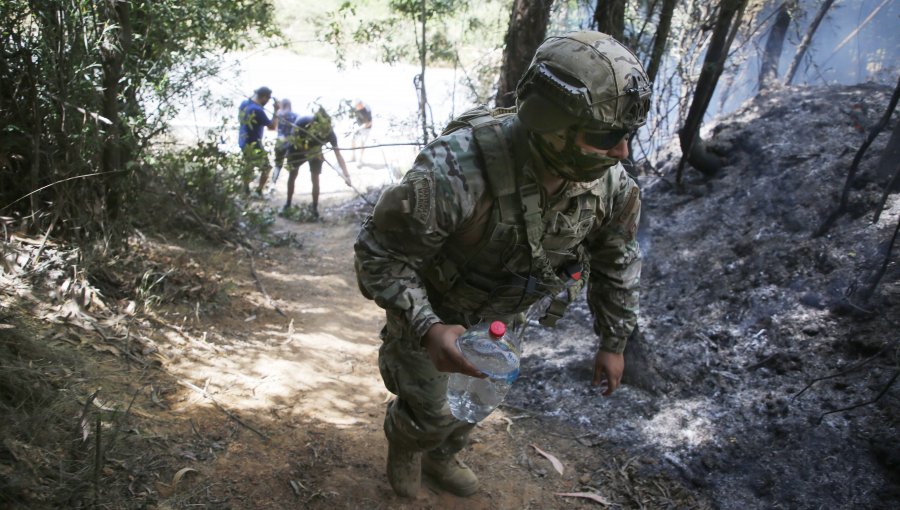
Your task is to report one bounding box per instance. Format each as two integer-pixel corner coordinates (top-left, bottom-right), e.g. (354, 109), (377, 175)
(542, 195), (597, 252)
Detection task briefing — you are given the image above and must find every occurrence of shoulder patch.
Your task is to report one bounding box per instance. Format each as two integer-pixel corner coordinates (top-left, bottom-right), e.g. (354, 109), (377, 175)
(410, 174), (432, 224)
(372, 173), (434, 232)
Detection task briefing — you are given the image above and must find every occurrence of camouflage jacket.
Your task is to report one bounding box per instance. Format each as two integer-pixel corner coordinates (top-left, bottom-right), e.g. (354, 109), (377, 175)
(354, 112), (641, 354)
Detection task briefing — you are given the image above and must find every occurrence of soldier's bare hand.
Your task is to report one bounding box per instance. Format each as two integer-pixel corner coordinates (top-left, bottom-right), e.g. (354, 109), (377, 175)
(592, 350), (624, 396)
(422, 323), (485, 378)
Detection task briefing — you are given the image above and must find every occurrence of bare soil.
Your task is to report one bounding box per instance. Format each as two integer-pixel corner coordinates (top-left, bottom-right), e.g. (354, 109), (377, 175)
(1, 195), (702, 509)
(142, 206), (705, 509)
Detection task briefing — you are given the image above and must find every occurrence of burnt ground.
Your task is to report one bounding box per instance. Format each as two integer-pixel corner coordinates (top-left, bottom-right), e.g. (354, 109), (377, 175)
(508, 83), (900, 509)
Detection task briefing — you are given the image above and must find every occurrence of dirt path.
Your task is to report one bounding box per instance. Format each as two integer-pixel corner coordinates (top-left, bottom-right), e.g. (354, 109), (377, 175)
(154, 192), (686, 509)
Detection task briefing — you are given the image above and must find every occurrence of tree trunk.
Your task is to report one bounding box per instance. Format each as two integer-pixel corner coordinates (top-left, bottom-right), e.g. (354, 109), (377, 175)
(676, 0), (748, 180)
(758, 0), (794, 93)
(646, 0), (677, 87)
(784, 0), (836, 86)
(100, 0), (132, 222)
(816, 75), (900, 237)
(593, 0), (626, 40)
(417, 0), (429, 144)
(494, 0), (553, 108)
(873, 118), (900, 191)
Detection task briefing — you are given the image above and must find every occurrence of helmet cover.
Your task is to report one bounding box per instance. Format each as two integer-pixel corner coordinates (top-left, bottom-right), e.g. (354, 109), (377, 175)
(516, 31), (651, 133)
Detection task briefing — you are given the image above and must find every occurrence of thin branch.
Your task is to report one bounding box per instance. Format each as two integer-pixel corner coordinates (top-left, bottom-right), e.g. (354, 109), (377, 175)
(27, 212), (59, 268)
(858, 207), (900, 303)
(784, 0), (837, 85)
(243, 247), (287, 318)
(793, 342), (893, 400)
(0, 170), (130, 212)
(177, 379), (270, 442)
(815, 75), (900, 237)
(827, 0), (890, 58)
(323, 159), (375, 207)
(817, 370), (899, 424)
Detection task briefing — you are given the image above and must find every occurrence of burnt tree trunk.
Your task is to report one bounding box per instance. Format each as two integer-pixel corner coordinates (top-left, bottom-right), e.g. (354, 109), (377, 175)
(784, 0), (836, 86)
(816, 75), (900, 236)
(873, 111), (900, 188)
(646, 0), (677, 87)
(495, 0), (554, 108)
(676, 0), (748, 180)
(593, 0), (626, 40)
(758, 0), (794, 93)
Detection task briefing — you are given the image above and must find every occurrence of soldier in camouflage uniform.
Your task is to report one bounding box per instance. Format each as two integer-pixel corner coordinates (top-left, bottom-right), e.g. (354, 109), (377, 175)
(354, 31), (651, 498)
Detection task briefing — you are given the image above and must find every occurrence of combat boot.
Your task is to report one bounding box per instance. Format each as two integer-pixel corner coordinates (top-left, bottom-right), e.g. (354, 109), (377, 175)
(387, 441), (421, 497)
(422, 453), (478, 496)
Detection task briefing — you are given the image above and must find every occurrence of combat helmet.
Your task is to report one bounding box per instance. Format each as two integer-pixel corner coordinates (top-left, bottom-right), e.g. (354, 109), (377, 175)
(516, 31), (651, 134)
(515, 31), (651, 181)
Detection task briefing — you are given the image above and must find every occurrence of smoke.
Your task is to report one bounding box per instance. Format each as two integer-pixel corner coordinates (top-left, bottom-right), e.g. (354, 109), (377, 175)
(715, 0), (900, 116)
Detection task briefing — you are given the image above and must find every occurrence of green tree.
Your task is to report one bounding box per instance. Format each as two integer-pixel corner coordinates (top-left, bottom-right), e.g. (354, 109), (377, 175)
(318, 0), (507, 140)
(0, 0), (277, 241)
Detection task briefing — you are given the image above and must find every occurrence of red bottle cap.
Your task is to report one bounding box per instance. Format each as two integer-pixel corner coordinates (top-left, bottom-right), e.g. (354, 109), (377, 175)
(571, 271), (582, 281)
(488, 321), (506, 338)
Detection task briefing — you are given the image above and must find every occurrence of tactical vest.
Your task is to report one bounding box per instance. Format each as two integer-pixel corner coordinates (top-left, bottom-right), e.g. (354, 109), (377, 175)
(422, 106), (599, 327)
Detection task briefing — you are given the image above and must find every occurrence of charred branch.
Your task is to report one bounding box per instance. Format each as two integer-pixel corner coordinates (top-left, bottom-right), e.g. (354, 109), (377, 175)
(815, 75), (900, 237)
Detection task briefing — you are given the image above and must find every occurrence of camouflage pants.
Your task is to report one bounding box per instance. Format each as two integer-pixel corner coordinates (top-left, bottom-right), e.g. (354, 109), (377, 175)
(378, 316), (474, 458)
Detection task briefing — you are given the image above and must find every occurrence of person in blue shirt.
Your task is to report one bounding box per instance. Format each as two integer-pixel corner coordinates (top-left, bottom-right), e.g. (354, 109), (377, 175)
(283, 107), (352, 219)
(238, 86), (278, 195)
(272, 98), (300, 186)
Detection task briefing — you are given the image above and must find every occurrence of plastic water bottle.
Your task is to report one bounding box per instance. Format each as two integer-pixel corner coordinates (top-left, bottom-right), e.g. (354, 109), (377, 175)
(447, 321), (520, 423)
(525, 265), (583, 326)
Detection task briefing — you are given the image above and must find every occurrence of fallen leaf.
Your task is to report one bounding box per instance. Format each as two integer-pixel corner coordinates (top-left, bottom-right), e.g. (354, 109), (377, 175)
(555, 492), (612, 505)
(91, 343), (121, 357)
(171, 467), (197, 486)
(531, 444), (564, 475)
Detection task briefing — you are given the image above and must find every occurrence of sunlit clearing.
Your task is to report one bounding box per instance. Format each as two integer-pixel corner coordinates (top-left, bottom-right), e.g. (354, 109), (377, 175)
(170, 331), (382, 426)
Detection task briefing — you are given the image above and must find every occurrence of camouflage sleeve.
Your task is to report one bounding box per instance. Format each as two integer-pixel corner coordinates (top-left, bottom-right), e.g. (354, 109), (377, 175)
(354, 134), (482, 349)
(585, 165), (642, 354)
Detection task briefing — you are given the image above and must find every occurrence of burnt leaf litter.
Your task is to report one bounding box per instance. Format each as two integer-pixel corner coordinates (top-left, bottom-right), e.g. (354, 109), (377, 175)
(501, 83), (899, 510)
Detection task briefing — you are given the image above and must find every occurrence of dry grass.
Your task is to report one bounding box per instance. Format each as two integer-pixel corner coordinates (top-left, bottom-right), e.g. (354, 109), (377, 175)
(0, 240), (193, 509)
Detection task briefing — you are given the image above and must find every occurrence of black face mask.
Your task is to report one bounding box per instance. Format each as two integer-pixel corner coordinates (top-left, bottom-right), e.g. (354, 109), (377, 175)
(532, 129), (622, 182)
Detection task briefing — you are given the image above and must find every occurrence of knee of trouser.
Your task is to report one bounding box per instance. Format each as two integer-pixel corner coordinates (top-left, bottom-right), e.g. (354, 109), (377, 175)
(429, 422), (475, 458)
(384, 398), (457, 452)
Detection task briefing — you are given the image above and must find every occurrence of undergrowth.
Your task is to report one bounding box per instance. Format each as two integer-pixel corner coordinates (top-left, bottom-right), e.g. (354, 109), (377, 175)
(0, 309), (173, 509)
(135, 141), (277, 243)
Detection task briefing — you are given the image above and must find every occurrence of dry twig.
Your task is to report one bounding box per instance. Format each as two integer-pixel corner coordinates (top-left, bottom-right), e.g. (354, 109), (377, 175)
(817, 370), (899, 424)
(177, 379), (270, 442)
(793, 342), (893, 400)
(242, 247), (287, 318)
